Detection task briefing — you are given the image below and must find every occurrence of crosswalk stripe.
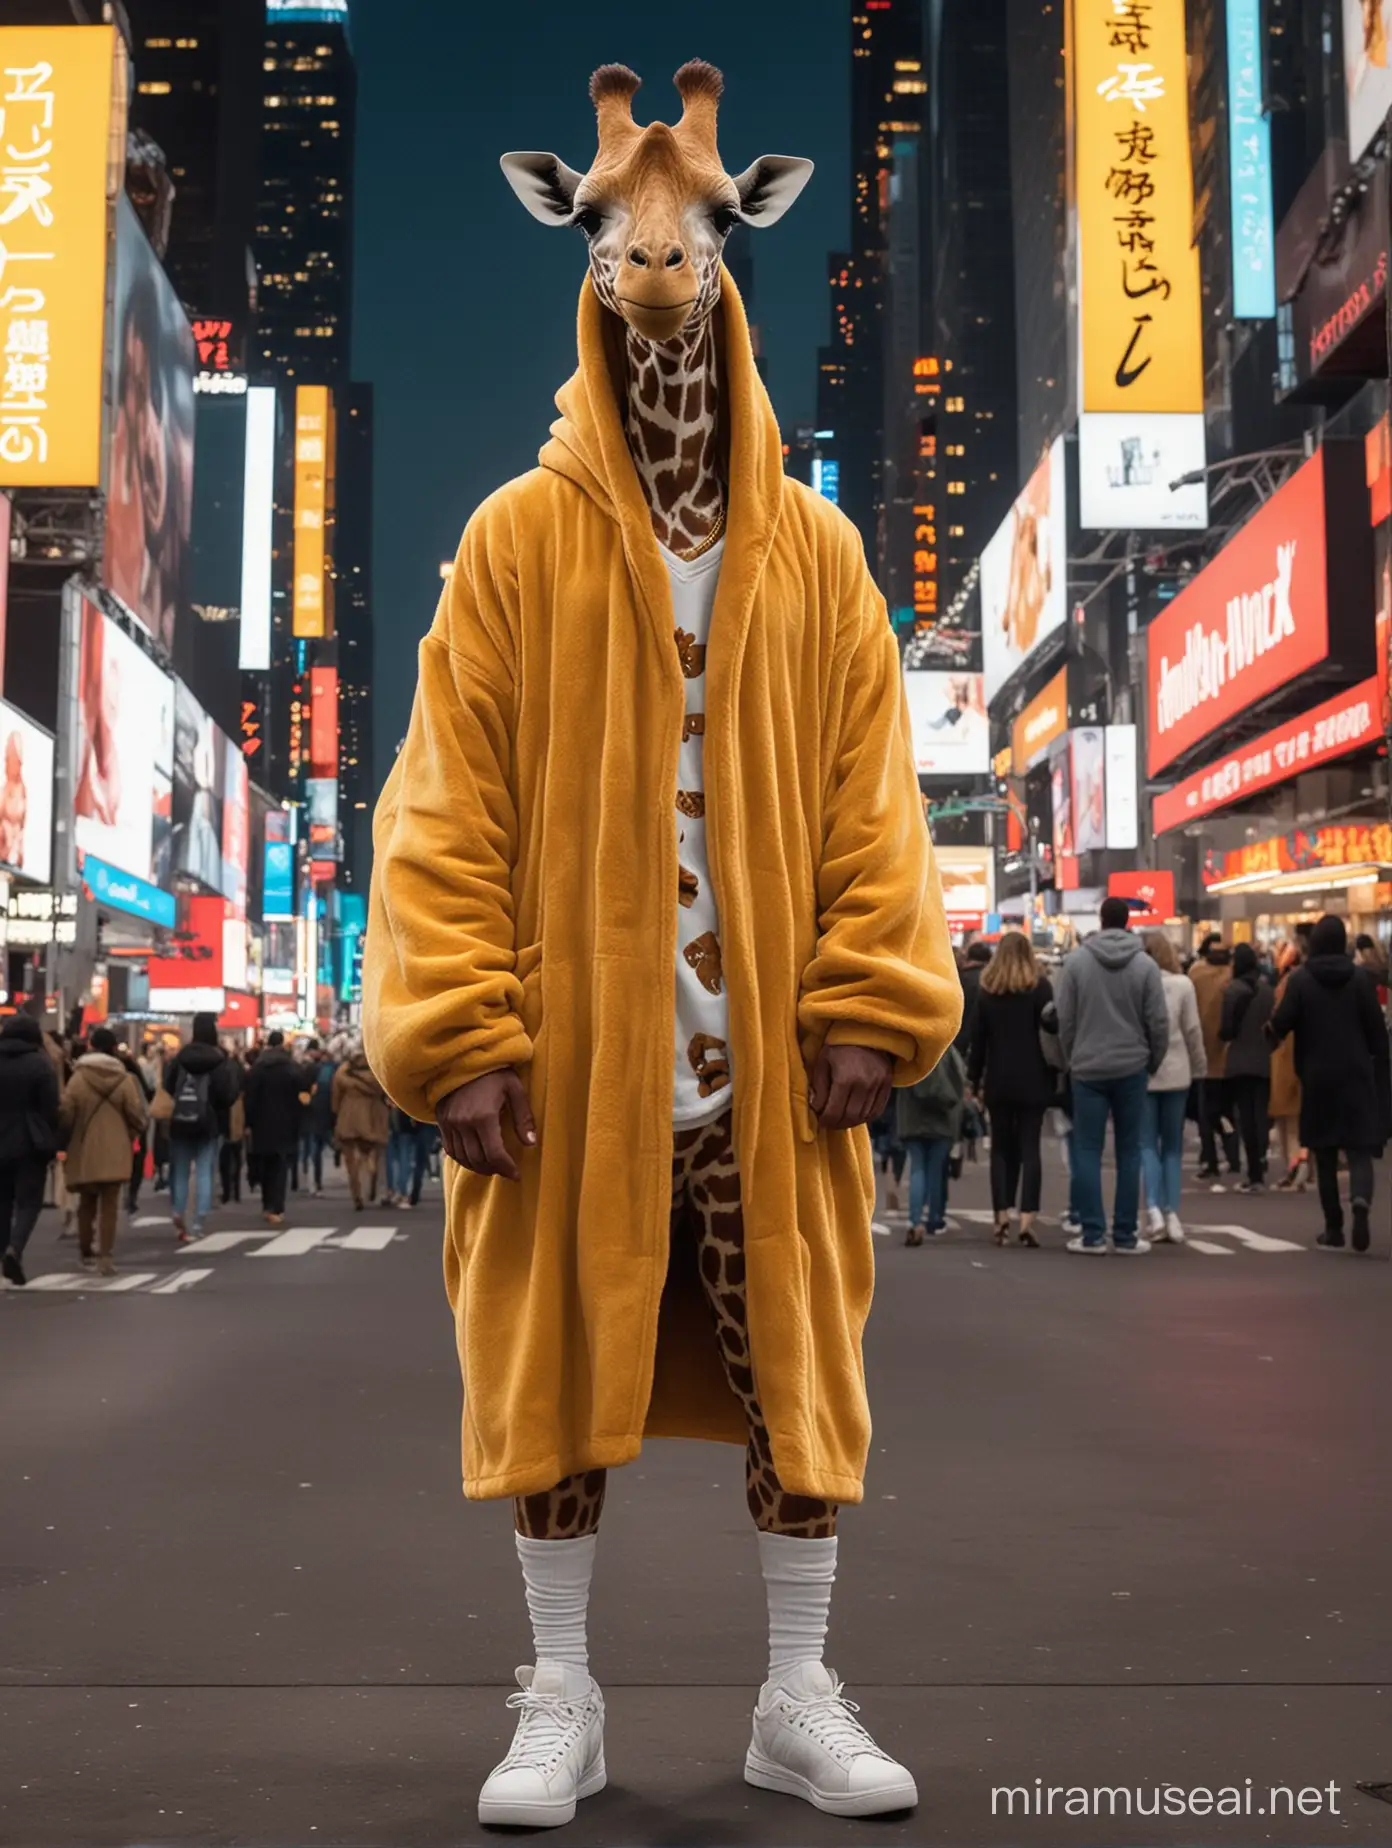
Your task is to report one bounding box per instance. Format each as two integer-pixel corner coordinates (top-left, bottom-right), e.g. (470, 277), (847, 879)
(25, 1273), (89, 1290)
(132, 1215), (170, 1228)
(182, 1230), (274, 1255)
(248, 1226), (336, 1258)
(1191, 1222), (1305, 1253)
(149, 1269), (214, 1294)
(1187, 1239), (1236, 1256)
(333, 1225), (397, 1251)
(96, 1272), (160, 1293)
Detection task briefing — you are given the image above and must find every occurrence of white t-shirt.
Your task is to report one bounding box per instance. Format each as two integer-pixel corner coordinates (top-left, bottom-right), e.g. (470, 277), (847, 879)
(662, 538), (733, 1128)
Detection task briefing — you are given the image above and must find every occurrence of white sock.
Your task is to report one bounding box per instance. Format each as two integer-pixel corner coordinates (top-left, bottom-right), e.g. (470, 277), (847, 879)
(758, 1530), (838, 1679)
(515, 1533), (596, 1672)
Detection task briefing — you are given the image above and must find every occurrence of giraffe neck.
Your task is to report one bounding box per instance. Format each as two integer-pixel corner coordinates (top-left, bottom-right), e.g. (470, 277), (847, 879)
(622, 318), (724, 554)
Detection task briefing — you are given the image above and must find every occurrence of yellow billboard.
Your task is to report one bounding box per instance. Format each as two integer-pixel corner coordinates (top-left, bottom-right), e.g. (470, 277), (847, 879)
(292, 384), (335, 637)
(0, 27), (117, 488)
(1074, 0), (1203, 414)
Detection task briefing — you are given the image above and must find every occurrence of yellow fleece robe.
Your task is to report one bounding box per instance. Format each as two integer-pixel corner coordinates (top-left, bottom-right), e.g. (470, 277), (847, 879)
(365, 273), (962, 1504)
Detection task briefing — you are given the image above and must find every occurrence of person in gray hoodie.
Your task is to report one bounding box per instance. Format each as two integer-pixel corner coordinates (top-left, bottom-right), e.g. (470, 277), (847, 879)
(1054, 896), (1169, 1253)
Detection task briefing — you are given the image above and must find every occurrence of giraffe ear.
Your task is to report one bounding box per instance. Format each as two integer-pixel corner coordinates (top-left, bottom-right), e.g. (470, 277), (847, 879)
(731, 156), (814, 227)
(499, 151), (586, 225)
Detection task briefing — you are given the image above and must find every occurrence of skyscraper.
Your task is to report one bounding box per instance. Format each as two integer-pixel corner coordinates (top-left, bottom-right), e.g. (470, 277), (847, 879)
(838, 0), (925, 563)
(335, 384), (375, 890)
(124, 0), (264, 330)
(255, 0), (357, 382)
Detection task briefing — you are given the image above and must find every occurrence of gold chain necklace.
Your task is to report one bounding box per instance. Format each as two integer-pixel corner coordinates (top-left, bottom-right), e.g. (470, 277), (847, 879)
(673, 504), (727, 563)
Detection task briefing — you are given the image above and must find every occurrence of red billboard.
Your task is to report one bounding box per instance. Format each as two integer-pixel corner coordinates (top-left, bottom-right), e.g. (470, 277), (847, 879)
(1152, 675), (1384, 833)
(148, 894), (225, 989)
(1147, 450), (1332, 773)
(310, 665), (338, 777)
(1108, 870), (1176, 926)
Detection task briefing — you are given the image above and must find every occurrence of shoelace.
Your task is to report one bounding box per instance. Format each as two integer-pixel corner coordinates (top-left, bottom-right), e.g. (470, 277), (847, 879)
(780, 1679), (890, 1764)
(499, 1688), (591, 1773)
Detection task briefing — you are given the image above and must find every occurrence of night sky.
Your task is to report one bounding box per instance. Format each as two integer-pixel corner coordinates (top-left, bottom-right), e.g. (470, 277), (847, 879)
(350, 0), (850, 773)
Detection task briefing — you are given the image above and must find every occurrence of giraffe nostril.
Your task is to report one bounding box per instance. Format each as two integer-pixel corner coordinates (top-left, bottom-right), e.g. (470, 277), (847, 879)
(627, 245), (649, 268)
(663, 245), (687, 269)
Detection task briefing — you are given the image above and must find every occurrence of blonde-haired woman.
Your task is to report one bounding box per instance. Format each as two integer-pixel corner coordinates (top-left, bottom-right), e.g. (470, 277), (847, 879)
(1142, 932), (1206, 1242)
(968, 931), (1056, 1245)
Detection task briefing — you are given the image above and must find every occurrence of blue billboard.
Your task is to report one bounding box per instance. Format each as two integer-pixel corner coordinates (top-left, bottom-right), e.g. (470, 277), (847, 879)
(263, 840), (295, 921)
(1226, 0), (1275, 319)
(83, 855), (177, 929)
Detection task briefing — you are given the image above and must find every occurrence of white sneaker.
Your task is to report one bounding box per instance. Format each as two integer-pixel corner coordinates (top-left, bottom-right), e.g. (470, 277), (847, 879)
(1059, 1213), (1082, 1235)
(745, 1661), (917, 1817)
(1066, 1233), (1108, 1253)
(1112, 1236), (1152, 1254)
(477, 1663), (605, 1829)
(1146, 1205), (1164, 1235)
(1162, 1212), (1186, 1245)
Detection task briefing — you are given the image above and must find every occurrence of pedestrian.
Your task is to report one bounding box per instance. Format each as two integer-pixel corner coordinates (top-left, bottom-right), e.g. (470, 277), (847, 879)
(1140, 932), (1206, 1244)
(332, 1044), (390, 1211)
(1354, 933), (1390, 1010)
(299, 1043), (334, 1196)
(0, 1013), (62, 1286)
(895, 1042), (966, 1244)
(408, 1118), (440, 1207)
(220, 1081), (247, 1204)
(242, 1031), (306, 1226)
(1267, 913), (1390, 1251)
(967, 929), (1053, 1247)
(119, 1041), (154, 1214)
(58, 1026), (148, 1275)
(868, 1095), (906, 1212)
(954, 940), (992, 1053)
(1269, 942), (1307, 1189)
(1189, 935), (1241, 1181)
(161, 1013), (240, 1245)
(1054, 896), (1169, 1253)
(385, 1103), (416, 1207)
(1219, 942), (1274, 1191)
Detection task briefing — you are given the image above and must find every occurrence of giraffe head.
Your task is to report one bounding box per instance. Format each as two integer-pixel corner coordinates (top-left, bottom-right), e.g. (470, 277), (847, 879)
(501, 61), (813, 345)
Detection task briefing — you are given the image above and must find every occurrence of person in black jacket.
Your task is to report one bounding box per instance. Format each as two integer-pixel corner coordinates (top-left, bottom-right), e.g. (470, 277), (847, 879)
(968, 931), (1055, 1247)
(243, 1032), (307, 1225)
(0, 1013), (61, 1285)
(1267, 913), (1389, 1251)
(1218, 942), (1274, 1191)
(161, 1014), (241, 1244)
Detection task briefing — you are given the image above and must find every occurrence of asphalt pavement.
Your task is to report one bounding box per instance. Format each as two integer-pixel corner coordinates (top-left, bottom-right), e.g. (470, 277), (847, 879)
(2, 1129), (1390, 1847)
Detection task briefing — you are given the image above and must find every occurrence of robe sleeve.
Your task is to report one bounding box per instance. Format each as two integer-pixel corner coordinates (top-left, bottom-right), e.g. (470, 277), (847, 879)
(363, 511), (531, 1121)
(796, 545), (964, 1087)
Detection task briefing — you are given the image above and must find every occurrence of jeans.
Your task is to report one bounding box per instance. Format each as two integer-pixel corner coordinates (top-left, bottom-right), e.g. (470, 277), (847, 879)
(0, 1155), (47, 1257)
(905, 1135), (952, 1231)
(988, 1101), (1045, 1214)
(1141, 1087), (1188, 1217)
(1199, 1076), (1241, 1173)
(410, 1124), (438, 1205)
(170, 1135), (219, 1235)
(1071, 1070), (1149, 1246)
(298, 1129), (325, 1193)
(1229, 1074), (1269, 1183)
(1314, 1146), (1376, 1232)
(386, 1127), (414, 1199)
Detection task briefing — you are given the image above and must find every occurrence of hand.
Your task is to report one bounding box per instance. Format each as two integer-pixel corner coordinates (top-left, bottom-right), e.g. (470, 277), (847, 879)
(435, 1068), (536, 1181)
(807, 1043), (894, 1133)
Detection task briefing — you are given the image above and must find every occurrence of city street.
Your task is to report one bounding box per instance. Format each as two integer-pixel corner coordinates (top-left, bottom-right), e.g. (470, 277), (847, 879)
(3, 1139), (1389, 1847)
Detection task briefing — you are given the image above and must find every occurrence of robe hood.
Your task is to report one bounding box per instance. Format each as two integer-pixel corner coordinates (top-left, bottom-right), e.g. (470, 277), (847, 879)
(539, 269), (784, 592)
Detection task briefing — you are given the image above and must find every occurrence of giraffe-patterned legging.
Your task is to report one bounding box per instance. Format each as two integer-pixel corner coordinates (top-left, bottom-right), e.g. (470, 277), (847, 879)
(514, 1110), (839, 1542)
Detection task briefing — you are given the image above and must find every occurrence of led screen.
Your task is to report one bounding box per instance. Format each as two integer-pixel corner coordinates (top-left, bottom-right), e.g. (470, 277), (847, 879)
(73, 599), (174, 885)
(0, 697), (55, 885)
(981, 438), (1067, 703)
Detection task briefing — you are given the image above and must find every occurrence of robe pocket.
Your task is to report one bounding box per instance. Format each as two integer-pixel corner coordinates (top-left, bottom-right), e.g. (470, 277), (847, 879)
(790, 1086), (818, 1144)
(515, 943), (543, 1037)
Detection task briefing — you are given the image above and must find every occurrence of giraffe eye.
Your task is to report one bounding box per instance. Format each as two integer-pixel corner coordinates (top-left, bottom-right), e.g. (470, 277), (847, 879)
(711, 205), (739, 236)
(575, 206), (604, 238)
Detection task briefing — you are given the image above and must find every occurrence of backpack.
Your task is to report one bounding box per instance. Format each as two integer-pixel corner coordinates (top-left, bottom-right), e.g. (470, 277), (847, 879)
(170, 1062), (215, 1139)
